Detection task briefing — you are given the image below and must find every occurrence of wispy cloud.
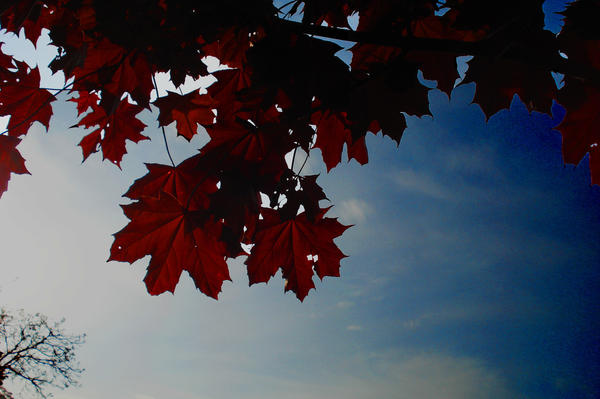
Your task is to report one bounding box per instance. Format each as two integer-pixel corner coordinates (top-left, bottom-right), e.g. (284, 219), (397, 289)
(392, 169), (452, 200)
(335, 301), (353, 309)
(346, 325), (363, 331)
(337, 198), (372, 223)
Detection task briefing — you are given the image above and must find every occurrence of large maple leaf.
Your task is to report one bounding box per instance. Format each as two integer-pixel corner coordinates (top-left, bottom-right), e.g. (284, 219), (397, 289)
(110, 192), (230, 298)
(245, 207), (349, 301)
(0, 64), (55, 137)
(0, 135), (30, 198)
(77, 99), (148, 166)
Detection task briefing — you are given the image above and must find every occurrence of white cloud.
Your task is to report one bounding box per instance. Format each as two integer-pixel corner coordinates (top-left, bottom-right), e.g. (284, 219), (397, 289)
(368, 353), (514, 399)
(337, 198), (372, 223)
(335, 301), (353, 309)
(392, 169), (451, 200)
(346, 325), (363, 331)
(192, 352), (516, 399)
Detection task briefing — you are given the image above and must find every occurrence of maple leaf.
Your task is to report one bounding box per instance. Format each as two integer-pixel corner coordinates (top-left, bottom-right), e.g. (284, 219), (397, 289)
(201, 28), (253, 69)
(311, 108), (368, 171)
(106, 52), (154, 108)
(558, 80), (600, 185)
(77, 99), (148, 166)
(407, 50), (459, 95)
(301, 0), (352, 28)
(0, 135), (30, 198)
(0, 0), (55, 44)
(125, 157), (218, 210)
(350, 43), (401, 71)
(110, 192), (230, 298)
(207, 68), (252, 122)
(70, 40), (153, 107)
(70, 38), (124, 90)
(69, 91), (100, 116)
(0, 63), (55, 137)
(154, 91), (215, 140)
(203, 107), (292, 164)
(463, 56), (556, 119)
(245, 207), (349, 301)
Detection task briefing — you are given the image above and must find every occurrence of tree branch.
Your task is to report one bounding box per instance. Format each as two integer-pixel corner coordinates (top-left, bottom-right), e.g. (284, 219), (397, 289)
(275, 18), (600, 86)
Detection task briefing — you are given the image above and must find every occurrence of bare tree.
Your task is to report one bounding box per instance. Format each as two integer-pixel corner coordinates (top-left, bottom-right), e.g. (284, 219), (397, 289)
(0, 309), (85, 398)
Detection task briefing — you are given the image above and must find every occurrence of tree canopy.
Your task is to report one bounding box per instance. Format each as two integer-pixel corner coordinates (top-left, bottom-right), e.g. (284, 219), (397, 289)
(0, 309), (85, 398)
(0, 0), (598, 300)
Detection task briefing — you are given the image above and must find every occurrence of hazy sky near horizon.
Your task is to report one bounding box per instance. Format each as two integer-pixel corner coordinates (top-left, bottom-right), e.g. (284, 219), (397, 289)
(1, 1), (599, 398)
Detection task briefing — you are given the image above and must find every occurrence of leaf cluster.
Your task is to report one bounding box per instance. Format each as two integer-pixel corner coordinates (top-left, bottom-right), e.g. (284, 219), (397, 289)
(0, 0), (598, 300)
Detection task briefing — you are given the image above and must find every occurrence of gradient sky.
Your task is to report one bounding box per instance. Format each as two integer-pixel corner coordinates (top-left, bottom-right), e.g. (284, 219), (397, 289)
(1, 1), (599, 398)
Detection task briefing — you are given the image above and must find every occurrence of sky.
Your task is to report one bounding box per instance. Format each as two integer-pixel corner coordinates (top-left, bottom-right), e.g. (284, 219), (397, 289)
(1, 1), (599, 398)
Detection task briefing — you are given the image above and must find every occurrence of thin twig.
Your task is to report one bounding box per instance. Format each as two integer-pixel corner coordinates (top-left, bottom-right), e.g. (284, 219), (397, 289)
(0, 63), (122, 136)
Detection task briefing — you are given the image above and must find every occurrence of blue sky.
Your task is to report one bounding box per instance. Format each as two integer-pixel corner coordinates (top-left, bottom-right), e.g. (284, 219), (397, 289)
(0, 1), (599, 398)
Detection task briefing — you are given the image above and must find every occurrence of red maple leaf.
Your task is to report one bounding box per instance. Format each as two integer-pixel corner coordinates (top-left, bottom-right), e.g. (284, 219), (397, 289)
(77, 99), (148, 166)
(407, 50), (459, 95)
(154, 91), (215, 140)
(311, 108), (368, 171)
(105, 52), (154, 108)
(0, 64), (55, 137)
(558, 80), (600, 185)
(350, 43), (401, 71)
(0, 0), (56, 44)
(0, 135), (30, 198)
(110, 192), (231, 298)
(69, 91), (100, 116)
(124, 157), (218, 210)
(70, 38), (124, 90)
(203, 119), (284, 163)
(201, 28), (252, 69)
(70, 39), (153, 107)
(207, 68), (252, 122)
(245, 207), (349, 301)
(464, 57), (556, 118)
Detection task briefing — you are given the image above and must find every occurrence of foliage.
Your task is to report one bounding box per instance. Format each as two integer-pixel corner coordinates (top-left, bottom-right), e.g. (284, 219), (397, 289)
(0, 0), (598, 300)
(0, 309), (85, 398)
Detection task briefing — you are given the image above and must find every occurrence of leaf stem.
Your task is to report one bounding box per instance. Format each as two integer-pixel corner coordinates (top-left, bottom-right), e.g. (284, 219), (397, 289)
(297, 150), (310, 175)
(152, 74), (176, 167)
(290, 146), (297, 172)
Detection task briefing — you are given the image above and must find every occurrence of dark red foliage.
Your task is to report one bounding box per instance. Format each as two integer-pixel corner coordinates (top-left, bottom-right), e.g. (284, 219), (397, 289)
(0, 0), (598, 300)
(0, 135), (29, 198)
(154, 91), (215, 140)
(76, 98), (147, 166)
(245, 207), (349, 301)
(109, 192), (230, 298)
(0, 61), (54, 137)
